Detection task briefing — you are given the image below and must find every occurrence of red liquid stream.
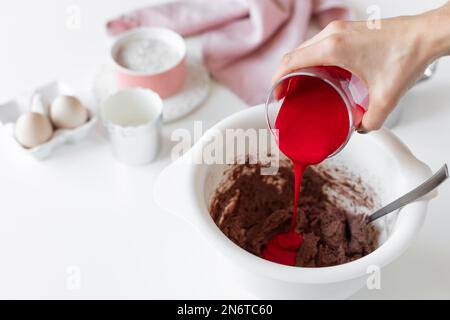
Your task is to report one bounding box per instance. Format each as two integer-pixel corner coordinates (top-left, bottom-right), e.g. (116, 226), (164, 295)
(262, 74), (350, 266)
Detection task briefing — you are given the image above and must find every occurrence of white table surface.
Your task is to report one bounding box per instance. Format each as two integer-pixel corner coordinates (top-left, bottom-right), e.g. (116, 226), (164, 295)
(0, 0), (449, 299)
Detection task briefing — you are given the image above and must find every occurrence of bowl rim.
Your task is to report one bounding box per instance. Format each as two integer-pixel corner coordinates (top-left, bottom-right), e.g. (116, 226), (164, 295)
(184, 104), (431, 284)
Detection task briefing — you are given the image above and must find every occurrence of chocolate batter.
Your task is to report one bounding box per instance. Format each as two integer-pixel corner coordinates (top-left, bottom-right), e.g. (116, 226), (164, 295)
(209, 160), (379, 267)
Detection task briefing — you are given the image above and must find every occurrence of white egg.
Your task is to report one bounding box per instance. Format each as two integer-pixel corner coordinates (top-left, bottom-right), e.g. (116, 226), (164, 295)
(50, 95), (88, 129)
(15, 112), (54, 148)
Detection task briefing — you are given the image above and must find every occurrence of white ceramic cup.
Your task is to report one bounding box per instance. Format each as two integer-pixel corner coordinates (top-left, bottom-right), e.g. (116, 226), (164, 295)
(101, 88), (162, 166)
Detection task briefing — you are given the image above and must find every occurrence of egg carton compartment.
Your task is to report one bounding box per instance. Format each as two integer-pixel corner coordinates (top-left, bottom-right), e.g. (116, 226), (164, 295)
(0, 81), (97, 159)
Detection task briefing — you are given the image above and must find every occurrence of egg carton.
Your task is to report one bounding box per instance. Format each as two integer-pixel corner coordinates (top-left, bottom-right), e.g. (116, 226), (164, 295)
(0, 81), (97, 159)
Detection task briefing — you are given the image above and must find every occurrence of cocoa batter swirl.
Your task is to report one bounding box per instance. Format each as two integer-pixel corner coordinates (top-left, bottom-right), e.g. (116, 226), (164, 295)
(210, 161), (379, 267)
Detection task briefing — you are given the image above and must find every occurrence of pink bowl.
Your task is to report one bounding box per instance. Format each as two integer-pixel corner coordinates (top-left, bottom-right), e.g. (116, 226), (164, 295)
(110, 27), (186, 99)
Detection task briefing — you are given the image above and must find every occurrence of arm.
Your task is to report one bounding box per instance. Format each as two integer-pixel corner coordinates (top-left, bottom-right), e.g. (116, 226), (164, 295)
(273, 2), (450, 131)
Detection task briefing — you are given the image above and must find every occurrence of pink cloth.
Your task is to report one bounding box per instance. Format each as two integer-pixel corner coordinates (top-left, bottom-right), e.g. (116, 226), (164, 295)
(107, 0), (351, 105)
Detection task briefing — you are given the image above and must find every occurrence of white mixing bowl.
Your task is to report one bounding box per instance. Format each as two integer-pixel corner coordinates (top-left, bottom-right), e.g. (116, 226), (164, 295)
(154, 104), (434, 299)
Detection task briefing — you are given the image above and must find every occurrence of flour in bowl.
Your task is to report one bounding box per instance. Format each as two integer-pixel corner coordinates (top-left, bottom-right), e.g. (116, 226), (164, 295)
(116, 38), (182, 73)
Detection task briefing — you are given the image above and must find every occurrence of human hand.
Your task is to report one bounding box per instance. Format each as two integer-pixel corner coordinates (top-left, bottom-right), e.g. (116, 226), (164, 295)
(272, 3), (450, 131)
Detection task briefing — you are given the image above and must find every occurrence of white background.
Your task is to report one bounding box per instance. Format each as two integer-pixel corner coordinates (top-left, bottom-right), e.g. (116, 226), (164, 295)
(0, 0), (449, 299)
